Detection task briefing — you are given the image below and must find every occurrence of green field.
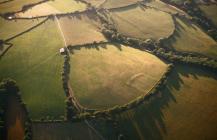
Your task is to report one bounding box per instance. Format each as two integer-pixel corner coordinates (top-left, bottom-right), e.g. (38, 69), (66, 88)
(69, 43), (167, 109)
(116, 65), (217, 140)
(199, 5), (217, 26)
(16, 0), (87, 17)
(110, 5), (174, 40)
(0, 19), (66, 120)
(58, 12), (107, 46)
(0, 17), (44, 40)
(32, 122), (102, 140)
(102, 0), (141, 9)
(163, 17), (217, 58)
(0, 0), (42, 13)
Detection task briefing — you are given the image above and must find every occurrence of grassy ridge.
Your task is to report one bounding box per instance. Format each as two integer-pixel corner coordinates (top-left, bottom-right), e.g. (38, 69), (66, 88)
(0, 19), (65, 120)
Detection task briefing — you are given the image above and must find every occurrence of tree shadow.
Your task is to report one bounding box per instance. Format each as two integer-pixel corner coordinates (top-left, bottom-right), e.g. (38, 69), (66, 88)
(116, 64), (217, 140)
(0, 0), (13, 5)
(69, 42), (122, 54)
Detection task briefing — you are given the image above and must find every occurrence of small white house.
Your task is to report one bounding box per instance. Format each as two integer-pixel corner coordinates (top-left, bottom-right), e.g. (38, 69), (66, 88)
(59, 48), (65, 54)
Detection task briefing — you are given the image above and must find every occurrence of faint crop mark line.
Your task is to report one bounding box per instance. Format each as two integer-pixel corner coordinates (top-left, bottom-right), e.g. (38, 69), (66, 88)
(55, 15), (67, 47)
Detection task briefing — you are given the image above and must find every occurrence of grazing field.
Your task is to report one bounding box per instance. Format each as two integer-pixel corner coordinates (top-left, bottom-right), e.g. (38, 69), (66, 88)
(110, 6), (174, 40)
(17, 0), (87, 17)
(199, 5), (217, 26)
(0, 19), (66, 120)
(0, 0), (42, 13)
(145, 0), (186, 15)
(58, 12), (107, 46)
(163, 17), (217, 58)
(116, 65), (217, 140)
(84, 0), (105, 7)
(5, 95), (26, 140)
(0, 17), (44, 40)
(32, 122), (101, 140)
(69, 43), (167, 109)
(102, 0), (141, 9)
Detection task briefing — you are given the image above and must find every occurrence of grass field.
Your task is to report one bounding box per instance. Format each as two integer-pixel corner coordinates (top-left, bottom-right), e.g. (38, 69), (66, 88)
(102, 0), (141, 9)
(32, 122), (102, 140)
(0, 17), (44, 40)
(84, 0), (105, 7)
(0, 0), (42, 13)
(0, 19), (66, 120)
(163, 17), (217, 59)
(199, 4), (217, 26)
(5, 95), (26, 140)
(110, 6), (174, 40)
(17, 0), (87, 17)
(116, 65), (217, 140)
(145, 0), (186, 15)
(58, 12), (107, 46)
(69, 43), (167, 109)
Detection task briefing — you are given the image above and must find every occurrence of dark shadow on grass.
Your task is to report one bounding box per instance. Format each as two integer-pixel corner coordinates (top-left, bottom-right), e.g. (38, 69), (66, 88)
(116, 64), (217, 140)
(69, 42), (122, 54)
(0, 0), (13, 5)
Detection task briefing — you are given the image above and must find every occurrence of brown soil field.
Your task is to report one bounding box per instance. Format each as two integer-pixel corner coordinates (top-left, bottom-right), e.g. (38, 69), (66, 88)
(6, 95), (26, 140)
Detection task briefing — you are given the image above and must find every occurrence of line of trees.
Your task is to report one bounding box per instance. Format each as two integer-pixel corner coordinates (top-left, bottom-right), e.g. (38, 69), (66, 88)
(71, 64), (174, 121)
(161, 0), (217, 40)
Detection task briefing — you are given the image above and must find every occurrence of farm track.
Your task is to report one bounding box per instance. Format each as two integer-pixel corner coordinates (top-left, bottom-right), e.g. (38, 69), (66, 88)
(54, 15), (106, 140)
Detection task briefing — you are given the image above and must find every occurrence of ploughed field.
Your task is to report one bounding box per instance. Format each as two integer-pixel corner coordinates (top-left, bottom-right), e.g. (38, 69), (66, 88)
(0, 0), (217, 140)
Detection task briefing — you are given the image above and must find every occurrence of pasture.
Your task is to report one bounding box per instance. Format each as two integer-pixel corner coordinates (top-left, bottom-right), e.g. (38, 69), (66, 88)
(199, 4), (217, 26)
(163, 17), (217, 59)
(145, 0), (186, 15)
(0, 17), (44, 40)
(102, 0), (142, 9)
(0, 19), (66, 120)
(58, 12), (107, 46)
(110, 5), (175, 40)
(116, 65), (217, 140)
(69, 43), (167, 109)
(0, 0), (42, 13)
(17, 0), (87, 17)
